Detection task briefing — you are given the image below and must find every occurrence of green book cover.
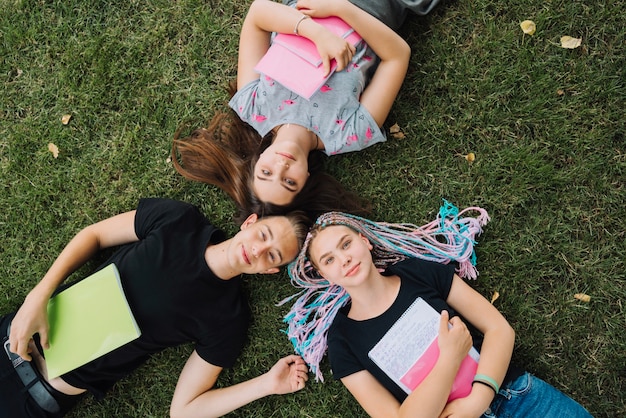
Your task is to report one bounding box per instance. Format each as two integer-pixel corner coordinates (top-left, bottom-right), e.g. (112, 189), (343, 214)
(44, 263), (141, 379)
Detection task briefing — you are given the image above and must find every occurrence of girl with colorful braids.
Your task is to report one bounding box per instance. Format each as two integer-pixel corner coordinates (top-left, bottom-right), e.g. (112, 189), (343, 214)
(283, 203), (592, 417)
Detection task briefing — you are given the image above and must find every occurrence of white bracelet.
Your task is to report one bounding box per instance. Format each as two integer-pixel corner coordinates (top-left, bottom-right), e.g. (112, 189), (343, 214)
(294, 14), (310, 36)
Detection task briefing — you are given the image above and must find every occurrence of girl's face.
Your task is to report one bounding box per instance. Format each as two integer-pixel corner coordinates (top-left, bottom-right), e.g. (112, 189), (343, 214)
(308, 225), (374, 288)
(253, 141), (310, 206)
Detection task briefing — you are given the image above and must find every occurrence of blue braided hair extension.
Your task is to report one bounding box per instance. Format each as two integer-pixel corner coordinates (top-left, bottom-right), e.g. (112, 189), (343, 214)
(280, 200), (490, 381)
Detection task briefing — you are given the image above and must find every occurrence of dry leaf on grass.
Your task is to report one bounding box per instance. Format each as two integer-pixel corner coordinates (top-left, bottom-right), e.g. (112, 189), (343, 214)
(574, 293), (591, 303)
(560, 36), (582, 49)
(48, 143), (59, 158)
(520, 20), (536, 36)
(490, 291), (500, 304)
(389, 123), (406, 139)
(61, 114), (72, 125)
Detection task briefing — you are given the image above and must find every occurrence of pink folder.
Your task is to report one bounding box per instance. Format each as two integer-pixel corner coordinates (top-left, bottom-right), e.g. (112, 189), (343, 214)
(254, 16), (363, 99)
(399, 337), (479, 401)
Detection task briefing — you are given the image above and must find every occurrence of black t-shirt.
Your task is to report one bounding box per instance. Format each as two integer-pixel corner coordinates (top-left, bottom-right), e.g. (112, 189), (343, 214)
(61, 198), (250, 398)
(328, 258), (457, 402)
(327, 257), (524, 403)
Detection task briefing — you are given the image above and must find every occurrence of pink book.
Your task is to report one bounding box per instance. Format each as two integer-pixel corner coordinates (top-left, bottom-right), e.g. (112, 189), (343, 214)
(368, 298), (480, 401)
(254, 16), (363, 100)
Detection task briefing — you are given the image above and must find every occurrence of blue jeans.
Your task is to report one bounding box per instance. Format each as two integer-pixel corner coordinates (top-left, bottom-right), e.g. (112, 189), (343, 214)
(483, 372), (593, 418)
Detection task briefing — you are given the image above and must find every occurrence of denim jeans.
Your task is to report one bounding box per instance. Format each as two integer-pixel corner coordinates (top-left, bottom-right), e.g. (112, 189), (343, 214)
(482, 372), (593, 418)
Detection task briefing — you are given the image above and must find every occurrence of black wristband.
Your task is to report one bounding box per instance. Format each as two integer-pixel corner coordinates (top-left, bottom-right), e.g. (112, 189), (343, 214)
(472, 379), (498, 394)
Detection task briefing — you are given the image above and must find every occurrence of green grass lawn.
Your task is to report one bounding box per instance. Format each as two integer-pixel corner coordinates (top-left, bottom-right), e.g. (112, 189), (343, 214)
(1, 0), (624, 416)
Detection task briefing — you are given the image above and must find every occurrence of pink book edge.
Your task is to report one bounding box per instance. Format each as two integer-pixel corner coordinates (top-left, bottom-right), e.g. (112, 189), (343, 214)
(399, 337), (479, 401)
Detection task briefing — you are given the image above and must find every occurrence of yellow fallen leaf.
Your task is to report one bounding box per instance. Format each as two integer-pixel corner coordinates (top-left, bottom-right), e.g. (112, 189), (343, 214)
(520, 20), (536, 36)
(61, 114), (72, 125)
(557, 89), (565, 96)
(465, 152), (476, 163)
(389, 123), (401, 134)
(389, 123), (406, 139)
(574, 293), (591, 303)
(560, 36), (582, 49)
(48, 143), (59, 158)
(490, 291), (500, 304)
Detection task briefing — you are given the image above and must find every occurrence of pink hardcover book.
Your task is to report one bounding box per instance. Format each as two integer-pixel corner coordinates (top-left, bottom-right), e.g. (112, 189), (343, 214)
(368, 298), (480, 401)
(254, 16), (363, 100)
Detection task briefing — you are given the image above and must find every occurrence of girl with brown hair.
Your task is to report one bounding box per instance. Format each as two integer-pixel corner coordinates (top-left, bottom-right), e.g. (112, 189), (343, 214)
(173, 0), (413, 221)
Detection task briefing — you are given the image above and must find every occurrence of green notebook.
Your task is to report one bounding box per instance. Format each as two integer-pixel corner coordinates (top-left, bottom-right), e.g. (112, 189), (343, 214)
(44, 263), (141, 379)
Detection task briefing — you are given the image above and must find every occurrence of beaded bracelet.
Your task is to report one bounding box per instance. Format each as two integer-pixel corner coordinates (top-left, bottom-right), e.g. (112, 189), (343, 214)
(294, 14), (310, 36)
(472, 374), (500, 394)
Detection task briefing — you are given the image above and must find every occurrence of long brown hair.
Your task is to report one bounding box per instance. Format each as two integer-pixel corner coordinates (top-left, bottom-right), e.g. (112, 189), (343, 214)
(172, 83), (371, 223)
(172, 115), (264, 214)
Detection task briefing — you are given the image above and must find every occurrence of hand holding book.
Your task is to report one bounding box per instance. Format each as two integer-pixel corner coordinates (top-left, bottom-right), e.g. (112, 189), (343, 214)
(307, 22), (356, 76)
(439, 310), (473, 367)
(255, 16), (363, 99)
(369, 299), (480, 401)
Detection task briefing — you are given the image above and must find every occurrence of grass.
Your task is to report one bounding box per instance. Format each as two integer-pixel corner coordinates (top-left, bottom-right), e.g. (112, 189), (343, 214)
(1, 0), (624, 416)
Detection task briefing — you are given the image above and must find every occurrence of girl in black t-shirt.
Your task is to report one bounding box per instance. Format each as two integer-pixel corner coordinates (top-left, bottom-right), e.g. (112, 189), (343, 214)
(284, 205), (592, 418)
